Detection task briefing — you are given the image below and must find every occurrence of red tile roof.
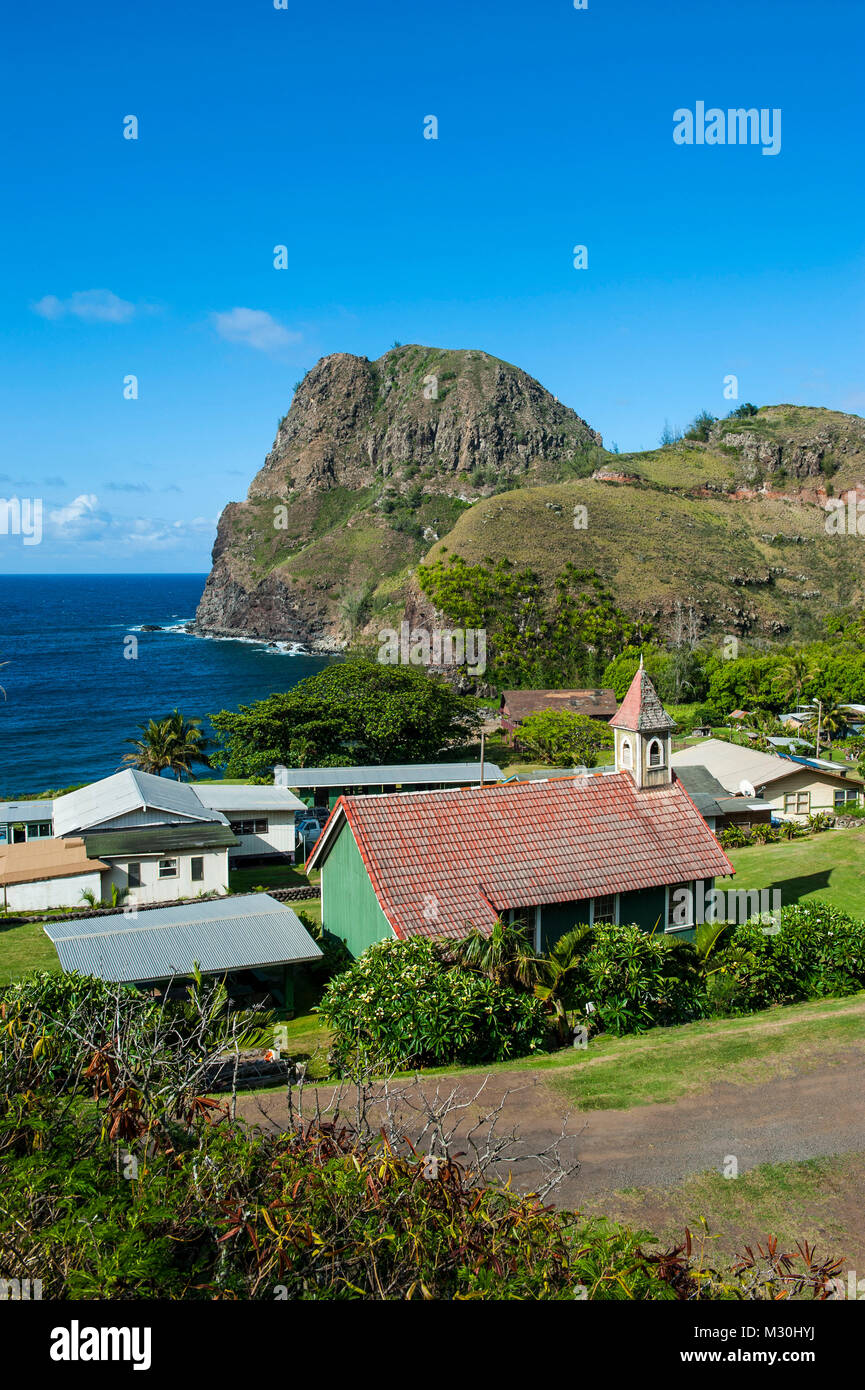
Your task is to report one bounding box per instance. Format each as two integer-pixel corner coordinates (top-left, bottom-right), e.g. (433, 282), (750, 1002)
(308, 774), (733, 941)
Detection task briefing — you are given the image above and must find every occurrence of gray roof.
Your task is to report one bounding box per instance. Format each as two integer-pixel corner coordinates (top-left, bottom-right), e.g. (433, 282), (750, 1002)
(53, 770), (224, 837)
(274, 762), (503, 789)
(672, 738), (859, 792)
(43, 893), (322, 983)
(0, 800), (54, 822)
(674, 765), (771, 818)
(193, 784), (307, 813)
(83, 822), (239, 858)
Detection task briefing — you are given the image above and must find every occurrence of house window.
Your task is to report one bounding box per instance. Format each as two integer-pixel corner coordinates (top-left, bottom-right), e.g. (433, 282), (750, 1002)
(26, 822), (52, 839)
(783, 791), (810, 815)
(0, 827), (6, 844)
(191, 856), (204, 882)
(127, 862), (142, 888)
(158, 858), (178, 879)
(620, 739), (632, 769)
(834, 788), (859, 807)
(648, 738), (665, 768)
(508, 906), (533, 934)
(230, 818), (269, 836)
(667, 882), (694, 930)
(591, 894), (617, 925)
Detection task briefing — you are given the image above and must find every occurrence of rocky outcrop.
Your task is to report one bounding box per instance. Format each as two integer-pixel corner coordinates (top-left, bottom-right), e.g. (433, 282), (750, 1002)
(195, 345), (601, 646)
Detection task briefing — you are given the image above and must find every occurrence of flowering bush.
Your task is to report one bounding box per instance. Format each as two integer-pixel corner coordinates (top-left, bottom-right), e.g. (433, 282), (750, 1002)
(581, 923), (706, 1035)
(715, 901), (865, 1012)
(318, 937), (550, 1070)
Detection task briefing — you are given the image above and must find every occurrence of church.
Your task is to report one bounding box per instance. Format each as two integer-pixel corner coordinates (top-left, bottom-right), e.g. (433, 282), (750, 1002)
(307, 661), (733, 956)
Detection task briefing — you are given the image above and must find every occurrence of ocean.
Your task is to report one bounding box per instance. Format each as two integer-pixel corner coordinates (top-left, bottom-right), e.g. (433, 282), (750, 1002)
(0, 575), (335, 796)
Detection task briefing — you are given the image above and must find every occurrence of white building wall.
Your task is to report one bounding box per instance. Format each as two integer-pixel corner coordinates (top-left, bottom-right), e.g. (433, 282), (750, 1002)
(5, 870), (103, 911)
(101, 849), (230, 905)
(224, 810), (296, 859)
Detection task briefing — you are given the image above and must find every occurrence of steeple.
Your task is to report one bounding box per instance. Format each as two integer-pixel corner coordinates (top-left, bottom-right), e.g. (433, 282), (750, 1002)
(610, 659), (677, 788)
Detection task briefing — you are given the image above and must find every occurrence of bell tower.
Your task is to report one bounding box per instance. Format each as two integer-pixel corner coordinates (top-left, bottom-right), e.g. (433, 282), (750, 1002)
(610, 656), (677, 789)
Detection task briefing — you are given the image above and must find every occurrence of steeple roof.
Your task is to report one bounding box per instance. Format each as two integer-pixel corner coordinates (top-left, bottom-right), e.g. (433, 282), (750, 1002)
(609, 657), (677, 732)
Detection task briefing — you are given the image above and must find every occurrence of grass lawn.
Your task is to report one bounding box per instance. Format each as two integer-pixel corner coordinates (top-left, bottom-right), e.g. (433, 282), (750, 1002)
(228, 863), (312, 893)
(576, 1151), (865, 1267)
(417, 992), (865, 1110)
(720, 826), (865, 919)
(0, 918), (61, 985)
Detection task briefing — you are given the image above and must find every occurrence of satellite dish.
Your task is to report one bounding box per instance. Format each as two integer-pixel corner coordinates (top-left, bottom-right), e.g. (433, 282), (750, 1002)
(739, 779), (756, 799)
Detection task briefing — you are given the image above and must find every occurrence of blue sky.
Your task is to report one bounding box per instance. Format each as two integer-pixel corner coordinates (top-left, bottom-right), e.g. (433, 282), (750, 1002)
(1, 0), (862, 573)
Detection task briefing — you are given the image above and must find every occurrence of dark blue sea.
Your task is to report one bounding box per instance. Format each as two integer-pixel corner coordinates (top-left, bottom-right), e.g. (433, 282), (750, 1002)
(0, 575), (335, 796)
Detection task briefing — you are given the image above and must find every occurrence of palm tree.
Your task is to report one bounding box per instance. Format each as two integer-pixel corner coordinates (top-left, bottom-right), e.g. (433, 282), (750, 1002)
(538, 924), (594, 1042)
(449, 917), (541, 991)
(772, 651), (815, 711)
(122, 718), (177, 776)
(122, 710), (212, 780)
(803, 698), (846, 754)
(163, 709), (213, 779)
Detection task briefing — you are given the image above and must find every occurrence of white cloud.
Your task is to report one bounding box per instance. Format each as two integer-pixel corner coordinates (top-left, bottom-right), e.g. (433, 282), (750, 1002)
(48, 494), (111, 540)
(32, 290), (136, 323)
(212, 307), (300, 352)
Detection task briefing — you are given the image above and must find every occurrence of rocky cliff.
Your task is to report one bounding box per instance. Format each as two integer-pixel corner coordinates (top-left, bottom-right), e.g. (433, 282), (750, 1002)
(194, 345), (602, 646)
(195, 348), (865, 648)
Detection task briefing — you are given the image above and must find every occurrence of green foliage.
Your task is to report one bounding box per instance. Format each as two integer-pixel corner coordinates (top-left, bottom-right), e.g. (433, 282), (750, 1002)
(418, 555), (648, 688)
(318, 938), (550, 1070)
(685, 410), (716, 441)
(514, 709), (613, 766)
(714, 901), (865, 1013)
(210, 658), (482, 778)
(581, 923), (706, 1035)
(727, 402), (759, 419)
(122, 709), (212, 780)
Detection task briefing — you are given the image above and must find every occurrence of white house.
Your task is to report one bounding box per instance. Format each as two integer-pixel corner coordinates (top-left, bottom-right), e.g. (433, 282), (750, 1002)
(671, 739), (862, 822)
(0, 800), (55, 846)
(52, 770), (237, 905)
(190, 784), (307, 862)
(0, 837), (107, 911)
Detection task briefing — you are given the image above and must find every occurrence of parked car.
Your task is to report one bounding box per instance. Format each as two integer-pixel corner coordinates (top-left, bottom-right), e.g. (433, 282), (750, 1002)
(295, 816), (325, 852)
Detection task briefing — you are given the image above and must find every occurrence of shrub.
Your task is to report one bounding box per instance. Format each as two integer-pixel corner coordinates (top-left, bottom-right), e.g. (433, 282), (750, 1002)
(318, 938), (550, 1070)
(715, 901), (865, 1013)
(581, 923), (706, 1035)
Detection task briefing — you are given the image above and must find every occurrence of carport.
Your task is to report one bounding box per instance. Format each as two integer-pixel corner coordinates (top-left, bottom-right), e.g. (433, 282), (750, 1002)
(43, 892), (322, 1010)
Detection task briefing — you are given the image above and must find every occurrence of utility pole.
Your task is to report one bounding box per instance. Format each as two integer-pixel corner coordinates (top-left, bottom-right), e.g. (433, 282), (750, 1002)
(816, 699), (823, 757)
(480, 729), (486, 787)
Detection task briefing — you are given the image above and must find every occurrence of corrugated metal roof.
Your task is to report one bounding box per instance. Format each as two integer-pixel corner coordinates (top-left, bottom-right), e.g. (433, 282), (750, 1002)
(275, 762), (503, 788)
(193, 784), (307, 812)
(43, 893), (322, 982)
(53, 770), (223, 837)
(0, 800), (55, 821)
(83, 823), (238, 857)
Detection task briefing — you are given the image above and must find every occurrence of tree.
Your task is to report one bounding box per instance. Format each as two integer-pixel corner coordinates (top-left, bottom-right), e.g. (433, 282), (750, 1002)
(210, 659), (483, 780)
(417, 555), (648, 688)
(122, 710), (212, 780)
(772, 651), (815, 709)
(514, 709), (613, 766)
(539, 925), (595, 1042)
(447, 918), (541, 991)
(803, 698), (847, 753)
